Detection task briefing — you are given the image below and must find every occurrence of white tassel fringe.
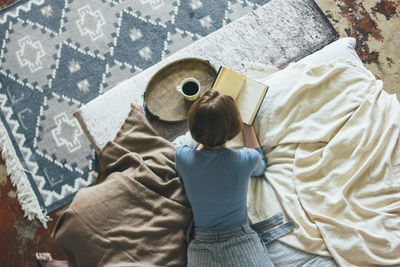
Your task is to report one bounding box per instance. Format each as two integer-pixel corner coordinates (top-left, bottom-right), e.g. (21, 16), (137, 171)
(0, 121), (50, 228)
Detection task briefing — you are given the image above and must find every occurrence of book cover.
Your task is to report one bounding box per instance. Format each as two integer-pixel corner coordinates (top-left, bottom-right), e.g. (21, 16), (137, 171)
(212, 66), (269, 125)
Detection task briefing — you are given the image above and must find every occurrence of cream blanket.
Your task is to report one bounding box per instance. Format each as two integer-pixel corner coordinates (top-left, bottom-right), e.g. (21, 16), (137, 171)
(229, 58), (400, 266)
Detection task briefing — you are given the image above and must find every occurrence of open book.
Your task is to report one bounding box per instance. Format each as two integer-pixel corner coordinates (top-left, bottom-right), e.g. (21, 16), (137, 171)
(211, 66), (269, 125)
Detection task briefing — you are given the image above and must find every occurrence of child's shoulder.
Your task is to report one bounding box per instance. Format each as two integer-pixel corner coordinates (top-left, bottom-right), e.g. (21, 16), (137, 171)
(175, 145), (195, 156)
(236, 147), (262, 160)
(237, 147), (255, 154)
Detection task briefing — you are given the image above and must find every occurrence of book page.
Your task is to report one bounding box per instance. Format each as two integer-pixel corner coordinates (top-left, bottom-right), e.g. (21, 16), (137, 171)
(236, 79), (268, 124)
(213, 67), (246, 99)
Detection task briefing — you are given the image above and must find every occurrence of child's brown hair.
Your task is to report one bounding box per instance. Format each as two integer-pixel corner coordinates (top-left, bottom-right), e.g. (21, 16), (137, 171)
(187, 90), (242, 147)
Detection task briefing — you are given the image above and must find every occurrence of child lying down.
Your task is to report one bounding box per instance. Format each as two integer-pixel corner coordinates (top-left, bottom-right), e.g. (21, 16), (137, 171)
(36, 98), (336, 267)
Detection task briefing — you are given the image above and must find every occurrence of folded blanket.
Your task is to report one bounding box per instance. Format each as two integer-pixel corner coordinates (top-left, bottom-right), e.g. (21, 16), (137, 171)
(52, 104), (193, 266)
(229, 58), (400, 266)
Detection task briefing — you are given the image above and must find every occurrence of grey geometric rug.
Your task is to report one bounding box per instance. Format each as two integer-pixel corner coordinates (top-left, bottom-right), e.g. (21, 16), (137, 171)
(0, 0), (271, 226)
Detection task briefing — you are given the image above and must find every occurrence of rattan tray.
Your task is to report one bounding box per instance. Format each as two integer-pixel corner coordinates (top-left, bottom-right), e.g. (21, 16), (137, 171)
(144, 58), (217, 122)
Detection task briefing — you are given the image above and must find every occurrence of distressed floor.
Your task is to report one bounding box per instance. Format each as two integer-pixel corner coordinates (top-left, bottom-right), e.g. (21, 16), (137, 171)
(0, 153), (66, 265)
(0, 0), (18, 11)
(315, 0), (400, 99)
(0, 0), (399, 266)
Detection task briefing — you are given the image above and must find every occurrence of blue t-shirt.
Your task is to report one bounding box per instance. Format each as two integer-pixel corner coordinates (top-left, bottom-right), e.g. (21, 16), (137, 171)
(175, 145), (266, 231)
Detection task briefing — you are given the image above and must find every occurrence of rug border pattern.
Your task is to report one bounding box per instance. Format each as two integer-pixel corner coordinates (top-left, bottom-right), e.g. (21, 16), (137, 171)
(0, 93), (49, 226)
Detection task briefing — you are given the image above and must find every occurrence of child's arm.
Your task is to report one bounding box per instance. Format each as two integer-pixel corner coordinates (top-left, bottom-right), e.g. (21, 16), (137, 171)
(242, 124), (261, 149)
(242, 124), (266, 177)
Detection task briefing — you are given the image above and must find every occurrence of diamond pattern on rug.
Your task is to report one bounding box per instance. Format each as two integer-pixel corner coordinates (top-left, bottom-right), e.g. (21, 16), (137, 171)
(50, 43), (106, 102)
(0, 0), (271, 226)
(2, 19), (58, 90)
(17, 0), (64, 33)
(1, 74), (43, 142)
(113, 11), (168, 69)
(174, 0), (229, 36)
(35, 94), (92, 172)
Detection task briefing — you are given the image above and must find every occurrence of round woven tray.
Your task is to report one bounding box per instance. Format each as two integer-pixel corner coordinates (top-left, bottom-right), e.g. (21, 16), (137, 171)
(144, 58), (217, 122)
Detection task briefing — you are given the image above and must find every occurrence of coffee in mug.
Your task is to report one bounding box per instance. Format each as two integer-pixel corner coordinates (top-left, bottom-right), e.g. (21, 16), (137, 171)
(176, 78), (200, 101)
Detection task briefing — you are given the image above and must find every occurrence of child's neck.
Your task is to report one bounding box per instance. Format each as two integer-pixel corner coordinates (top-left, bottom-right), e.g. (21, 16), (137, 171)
(201, 143), (226, 151)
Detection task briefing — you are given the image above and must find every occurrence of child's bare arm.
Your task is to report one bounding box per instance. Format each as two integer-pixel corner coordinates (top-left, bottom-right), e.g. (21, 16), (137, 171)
(242, 124), (261, 148)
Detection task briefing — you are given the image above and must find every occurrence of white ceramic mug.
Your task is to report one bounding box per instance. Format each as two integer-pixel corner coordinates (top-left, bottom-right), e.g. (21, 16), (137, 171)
(176, 78), (201, 101)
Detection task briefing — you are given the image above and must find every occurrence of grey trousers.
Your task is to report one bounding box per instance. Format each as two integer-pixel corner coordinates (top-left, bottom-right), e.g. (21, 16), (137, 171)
(188, 223), (274, 267)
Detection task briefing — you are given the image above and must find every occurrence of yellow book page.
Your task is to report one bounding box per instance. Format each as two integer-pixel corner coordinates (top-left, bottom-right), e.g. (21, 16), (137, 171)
(236, 79), (268, 124)
(213, 67), (246, 99)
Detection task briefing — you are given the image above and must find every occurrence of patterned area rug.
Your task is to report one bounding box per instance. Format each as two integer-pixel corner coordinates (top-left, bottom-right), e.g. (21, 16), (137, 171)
(0, 0), (271, 226)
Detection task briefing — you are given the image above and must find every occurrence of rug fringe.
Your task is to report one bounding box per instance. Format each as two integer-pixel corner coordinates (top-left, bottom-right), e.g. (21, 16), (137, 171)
(0, 121), (50, 228)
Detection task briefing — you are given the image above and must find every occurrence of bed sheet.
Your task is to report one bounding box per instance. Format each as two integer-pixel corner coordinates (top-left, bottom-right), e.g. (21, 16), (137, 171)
(227, 58), (400, 266)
